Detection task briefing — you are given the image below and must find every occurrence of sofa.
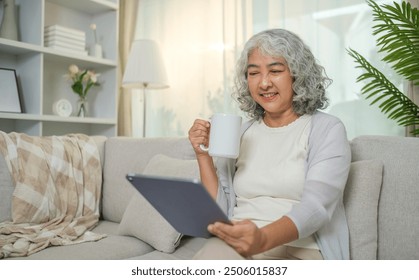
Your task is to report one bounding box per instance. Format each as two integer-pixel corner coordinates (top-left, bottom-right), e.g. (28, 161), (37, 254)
(0, 135), (418, 260)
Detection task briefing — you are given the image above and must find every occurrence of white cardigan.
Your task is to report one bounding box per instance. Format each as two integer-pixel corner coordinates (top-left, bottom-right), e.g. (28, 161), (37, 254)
(215, 111), (351, 260)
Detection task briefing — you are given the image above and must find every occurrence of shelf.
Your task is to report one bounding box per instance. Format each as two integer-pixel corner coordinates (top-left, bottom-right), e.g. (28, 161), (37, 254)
(47, 0), (118, 14)
(0, 39), (44, 55)
(0, 0), (119, 137)
(0, 39), (117, 67)
(0, 113), (116, 125)
(43, 49), (117, 67)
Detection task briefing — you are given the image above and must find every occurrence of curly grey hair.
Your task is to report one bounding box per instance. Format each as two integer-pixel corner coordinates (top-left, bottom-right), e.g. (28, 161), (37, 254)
(232, 29), (331, 120)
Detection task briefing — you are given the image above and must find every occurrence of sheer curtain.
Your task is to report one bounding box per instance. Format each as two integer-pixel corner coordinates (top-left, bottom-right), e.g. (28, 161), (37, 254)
(133, 0), (403, 139)
(117, 0), (139, 136)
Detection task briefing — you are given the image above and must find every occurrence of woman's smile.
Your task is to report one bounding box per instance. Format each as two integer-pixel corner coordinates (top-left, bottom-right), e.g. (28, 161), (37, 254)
(259, 92), (279, 100)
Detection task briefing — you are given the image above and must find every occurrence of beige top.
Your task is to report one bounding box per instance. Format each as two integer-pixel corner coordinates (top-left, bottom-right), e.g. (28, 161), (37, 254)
(232, 114), (318, 249)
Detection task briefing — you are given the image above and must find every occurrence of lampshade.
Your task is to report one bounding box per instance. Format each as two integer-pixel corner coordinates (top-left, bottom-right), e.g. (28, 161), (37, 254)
(122, 39), (169, 89)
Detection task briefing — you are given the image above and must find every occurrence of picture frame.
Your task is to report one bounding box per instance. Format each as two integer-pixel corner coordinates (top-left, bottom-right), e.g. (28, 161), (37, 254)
(0, 68), (22, 113)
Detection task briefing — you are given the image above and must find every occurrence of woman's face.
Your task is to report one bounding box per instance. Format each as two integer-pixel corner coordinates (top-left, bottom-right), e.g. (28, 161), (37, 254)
(246, 49), (295, 120)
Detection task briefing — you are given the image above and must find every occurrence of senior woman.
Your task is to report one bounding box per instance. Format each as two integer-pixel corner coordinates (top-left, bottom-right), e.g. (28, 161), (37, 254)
(188, 28), (351, 260)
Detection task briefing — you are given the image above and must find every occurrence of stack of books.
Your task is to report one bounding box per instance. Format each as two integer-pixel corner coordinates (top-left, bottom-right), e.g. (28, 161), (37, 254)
(44, 25), (87, 56)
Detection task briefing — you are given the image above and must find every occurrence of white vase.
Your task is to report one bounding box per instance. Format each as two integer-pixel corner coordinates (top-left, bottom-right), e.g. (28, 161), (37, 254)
(0, 0), (18, 41)
(90, 43), (103, 58)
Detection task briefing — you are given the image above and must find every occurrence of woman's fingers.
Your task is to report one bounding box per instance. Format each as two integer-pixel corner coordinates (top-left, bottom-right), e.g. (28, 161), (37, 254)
(208, 220), (261, 257)
(188, 119), (211, 153)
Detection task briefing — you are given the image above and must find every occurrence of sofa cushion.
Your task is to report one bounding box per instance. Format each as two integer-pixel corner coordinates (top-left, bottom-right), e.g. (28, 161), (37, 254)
(11, 221), (154, 260)
(102, 137), (196, 223)
(128, 236), (207, 260)
(343, 159), (383, 260)
(118, 154), (200, 253)
(350, 136), (419, 259)
(141, 153), (201, 179)
(91, 135), (107, 168)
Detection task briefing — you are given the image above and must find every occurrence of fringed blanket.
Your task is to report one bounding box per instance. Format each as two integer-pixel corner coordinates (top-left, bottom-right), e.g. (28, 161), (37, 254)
(0, 131), (106, 258)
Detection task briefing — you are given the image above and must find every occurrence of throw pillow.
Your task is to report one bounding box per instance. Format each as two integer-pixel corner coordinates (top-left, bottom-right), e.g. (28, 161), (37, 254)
(118, 154), (200, 253)
(343, 159), (383, 260)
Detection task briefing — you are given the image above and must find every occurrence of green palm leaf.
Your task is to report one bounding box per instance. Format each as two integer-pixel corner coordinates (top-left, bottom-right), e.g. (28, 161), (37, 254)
(347, 0), (419, 136)
(367, 0), (419, 84)
(347, 48), (419, 135)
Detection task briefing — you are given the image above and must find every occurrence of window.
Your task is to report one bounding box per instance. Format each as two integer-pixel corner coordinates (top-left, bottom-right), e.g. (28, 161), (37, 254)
(135, 0), (403, 139)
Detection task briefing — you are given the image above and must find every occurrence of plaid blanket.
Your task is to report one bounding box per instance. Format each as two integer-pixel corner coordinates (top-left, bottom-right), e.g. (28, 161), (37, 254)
(0, 131), (105, 258)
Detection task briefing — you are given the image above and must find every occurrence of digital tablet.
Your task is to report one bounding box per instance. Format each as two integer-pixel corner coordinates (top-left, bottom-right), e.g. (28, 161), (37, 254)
(126, 173), (231, 238)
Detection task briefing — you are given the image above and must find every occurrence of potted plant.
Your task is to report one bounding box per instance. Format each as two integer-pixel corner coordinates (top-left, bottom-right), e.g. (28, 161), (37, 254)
(347, 0), (419, 136)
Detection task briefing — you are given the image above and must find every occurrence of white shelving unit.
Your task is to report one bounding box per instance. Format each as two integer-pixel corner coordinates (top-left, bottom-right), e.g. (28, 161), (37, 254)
(0, 0), (119, 137)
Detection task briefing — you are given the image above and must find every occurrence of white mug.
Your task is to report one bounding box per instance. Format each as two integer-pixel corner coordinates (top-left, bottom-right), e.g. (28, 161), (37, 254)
(199, 113), (242, 159)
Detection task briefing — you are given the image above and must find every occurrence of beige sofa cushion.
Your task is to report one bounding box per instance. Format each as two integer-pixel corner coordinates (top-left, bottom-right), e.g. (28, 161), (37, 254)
(343, 159), (383, 260)
(118, 154), (200, 253)
(102, 137), (196, 223)
(141, 154), (200, 180)
(350, 136), (419, 259)
(12, 221), (154, 260)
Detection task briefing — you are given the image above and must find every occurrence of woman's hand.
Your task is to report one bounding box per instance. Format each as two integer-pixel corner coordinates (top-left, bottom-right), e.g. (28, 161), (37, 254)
(188, 119), (219, 198)
(208, 220), (267, 258)
(188, 119), (211, 157)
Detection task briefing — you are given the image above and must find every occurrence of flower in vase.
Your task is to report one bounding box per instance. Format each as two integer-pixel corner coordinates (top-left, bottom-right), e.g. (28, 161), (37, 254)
(90, 23), (98, 44)
(65, 64), (100, 99)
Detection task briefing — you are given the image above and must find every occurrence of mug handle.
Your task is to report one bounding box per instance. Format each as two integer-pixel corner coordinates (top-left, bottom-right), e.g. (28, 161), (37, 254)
(199, 143), (209, 152)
